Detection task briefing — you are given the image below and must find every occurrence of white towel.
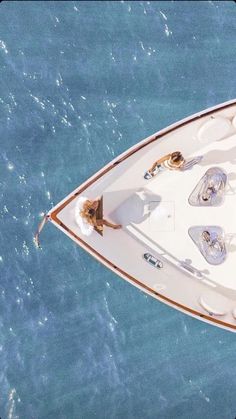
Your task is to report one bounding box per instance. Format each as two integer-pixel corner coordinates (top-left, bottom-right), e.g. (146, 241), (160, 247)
(75, 196), (94, 236)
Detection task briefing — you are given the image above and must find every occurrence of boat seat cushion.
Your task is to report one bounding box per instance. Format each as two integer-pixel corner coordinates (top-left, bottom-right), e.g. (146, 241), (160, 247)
(199, 290), (229, 316)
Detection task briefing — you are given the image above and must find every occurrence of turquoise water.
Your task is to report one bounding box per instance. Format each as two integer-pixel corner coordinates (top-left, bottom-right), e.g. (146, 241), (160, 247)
(1, 1), (236, 418)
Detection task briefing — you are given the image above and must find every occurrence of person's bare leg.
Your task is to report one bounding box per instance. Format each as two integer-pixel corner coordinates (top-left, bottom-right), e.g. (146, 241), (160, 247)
(103, 219), (122, 229)
(95, 218), (103, 231)
(149, 160), (159, 173)
(148, 154), (171, 174)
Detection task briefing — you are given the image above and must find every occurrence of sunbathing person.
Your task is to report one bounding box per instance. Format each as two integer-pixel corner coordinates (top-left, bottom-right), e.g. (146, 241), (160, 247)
(201, 174), (225, 203)
(201, 185), (217, 202)
(201, 230), (224, 253)
(144, 151), (185, 179)
(75, 197), (122, 236)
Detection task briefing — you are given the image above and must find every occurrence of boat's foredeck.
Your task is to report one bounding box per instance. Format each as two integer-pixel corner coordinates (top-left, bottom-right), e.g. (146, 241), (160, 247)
(118, 132), (236, 292)
(49, 100), (236, 331)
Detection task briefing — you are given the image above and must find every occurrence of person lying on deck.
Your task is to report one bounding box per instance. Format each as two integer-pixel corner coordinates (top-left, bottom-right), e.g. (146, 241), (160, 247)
(75, 197), (122, 236)
(201, 185), (217, 202)
(144, 151), (185, 180)
(201, 230), (224, 253)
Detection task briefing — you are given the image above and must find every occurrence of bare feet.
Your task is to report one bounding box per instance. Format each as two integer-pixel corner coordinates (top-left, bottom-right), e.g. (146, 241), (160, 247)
(113, 224), (122, 229)
(144, 170), (154, 180)
(103, 219), (122, 229)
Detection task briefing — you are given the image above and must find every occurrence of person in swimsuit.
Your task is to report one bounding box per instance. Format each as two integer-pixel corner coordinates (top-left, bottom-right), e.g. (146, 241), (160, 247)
(75, 197), (122, 236)
(201, 186), (217, 202)
(144, 151), (185, 179)
(201, 174), (225, 203)
(201, 230), (224, 253)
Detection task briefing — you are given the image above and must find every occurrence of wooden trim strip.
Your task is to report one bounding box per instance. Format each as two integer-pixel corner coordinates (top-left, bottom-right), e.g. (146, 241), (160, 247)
(50, 100), (236, 332)
(52, 219), (236, 331)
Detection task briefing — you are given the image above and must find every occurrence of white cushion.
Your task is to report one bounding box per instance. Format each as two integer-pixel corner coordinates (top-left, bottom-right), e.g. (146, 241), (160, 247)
(198, 117), (231, 143)
(199, 290), (229, 316)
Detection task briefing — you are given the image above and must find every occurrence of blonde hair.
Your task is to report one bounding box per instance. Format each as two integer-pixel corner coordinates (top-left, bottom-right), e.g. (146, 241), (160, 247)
(80, 200), (96, 226)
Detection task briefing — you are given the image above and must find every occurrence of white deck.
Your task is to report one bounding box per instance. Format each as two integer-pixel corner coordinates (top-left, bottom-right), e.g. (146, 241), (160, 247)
(116, 132), (236, 292)
(49, 100), (236, 331)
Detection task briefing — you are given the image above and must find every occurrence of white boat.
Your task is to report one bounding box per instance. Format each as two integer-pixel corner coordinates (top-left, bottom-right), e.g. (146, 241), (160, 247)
(38, 99), (236, 332)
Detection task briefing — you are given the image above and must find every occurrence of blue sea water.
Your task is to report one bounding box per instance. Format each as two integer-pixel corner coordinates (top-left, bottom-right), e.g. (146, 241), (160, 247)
(0, 1), (236, 418)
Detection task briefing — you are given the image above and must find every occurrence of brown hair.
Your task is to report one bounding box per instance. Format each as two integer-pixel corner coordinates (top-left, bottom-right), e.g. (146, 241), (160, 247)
(202, 230), (211, 242)
(171, 151), (184, 163)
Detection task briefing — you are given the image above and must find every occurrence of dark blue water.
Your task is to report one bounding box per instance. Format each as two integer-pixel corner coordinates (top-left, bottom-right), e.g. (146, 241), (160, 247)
(1, 1), (236, 418)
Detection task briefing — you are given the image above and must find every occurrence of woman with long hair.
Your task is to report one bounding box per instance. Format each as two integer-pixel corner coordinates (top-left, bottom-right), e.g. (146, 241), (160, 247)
(75, 197), (121, 236)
